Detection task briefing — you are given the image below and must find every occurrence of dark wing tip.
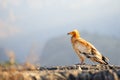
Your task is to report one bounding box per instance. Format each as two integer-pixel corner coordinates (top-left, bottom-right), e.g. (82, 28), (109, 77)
(102, 56), (109, 65)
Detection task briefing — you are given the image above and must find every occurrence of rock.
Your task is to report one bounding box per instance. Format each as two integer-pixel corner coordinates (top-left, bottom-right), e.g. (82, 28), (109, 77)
(68, 74), (76, 80)
(77, 72), (92, 80)
(93, 70), (119, 80)
(116, 70), (120, 79)
(0, 64), (120, 80)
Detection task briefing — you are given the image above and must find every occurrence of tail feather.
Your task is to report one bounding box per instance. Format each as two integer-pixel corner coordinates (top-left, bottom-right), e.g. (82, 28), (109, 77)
(102, 56), (109, 65)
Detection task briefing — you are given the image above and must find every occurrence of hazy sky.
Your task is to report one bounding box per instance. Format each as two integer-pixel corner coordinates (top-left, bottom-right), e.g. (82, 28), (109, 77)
(0, 0), (120, 63)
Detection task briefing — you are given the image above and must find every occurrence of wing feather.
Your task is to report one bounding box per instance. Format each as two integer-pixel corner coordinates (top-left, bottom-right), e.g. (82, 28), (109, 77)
(74, 38), (106, 61)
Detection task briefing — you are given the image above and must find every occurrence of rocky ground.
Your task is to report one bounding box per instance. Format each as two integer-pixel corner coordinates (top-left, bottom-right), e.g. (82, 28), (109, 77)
(0, 64), (120, 80)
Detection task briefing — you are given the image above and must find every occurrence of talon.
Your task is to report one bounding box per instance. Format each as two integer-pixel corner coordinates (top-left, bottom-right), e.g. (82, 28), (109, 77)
(75, 62), (86, 65)
(75, 63), (81, 65)
(80, 62), (86, 65)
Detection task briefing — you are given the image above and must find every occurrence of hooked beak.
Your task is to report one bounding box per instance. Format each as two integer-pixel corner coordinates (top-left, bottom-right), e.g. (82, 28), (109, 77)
(67, 32), (72, 35)
(67, 32), (70, 35)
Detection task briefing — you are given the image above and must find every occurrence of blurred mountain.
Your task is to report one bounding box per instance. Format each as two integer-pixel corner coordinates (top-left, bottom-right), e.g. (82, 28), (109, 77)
(40, 32), (120, 66)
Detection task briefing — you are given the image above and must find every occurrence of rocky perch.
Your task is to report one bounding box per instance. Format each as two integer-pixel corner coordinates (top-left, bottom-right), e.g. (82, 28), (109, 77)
(0, 64), (120, 80)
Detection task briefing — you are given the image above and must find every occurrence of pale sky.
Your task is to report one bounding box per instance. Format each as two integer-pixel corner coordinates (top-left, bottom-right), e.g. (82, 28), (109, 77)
(0, 0), (120, 63)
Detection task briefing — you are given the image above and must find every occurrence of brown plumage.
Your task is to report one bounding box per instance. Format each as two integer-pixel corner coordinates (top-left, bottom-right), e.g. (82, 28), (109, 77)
(68, 29), (109, 65)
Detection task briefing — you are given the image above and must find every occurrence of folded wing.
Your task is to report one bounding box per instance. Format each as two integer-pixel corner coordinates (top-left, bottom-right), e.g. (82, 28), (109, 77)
(74, 38), (109, 64)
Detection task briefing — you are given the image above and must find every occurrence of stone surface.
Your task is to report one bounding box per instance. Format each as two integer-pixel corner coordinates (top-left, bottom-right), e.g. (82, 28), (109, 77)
(0, 64), (120, 80)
